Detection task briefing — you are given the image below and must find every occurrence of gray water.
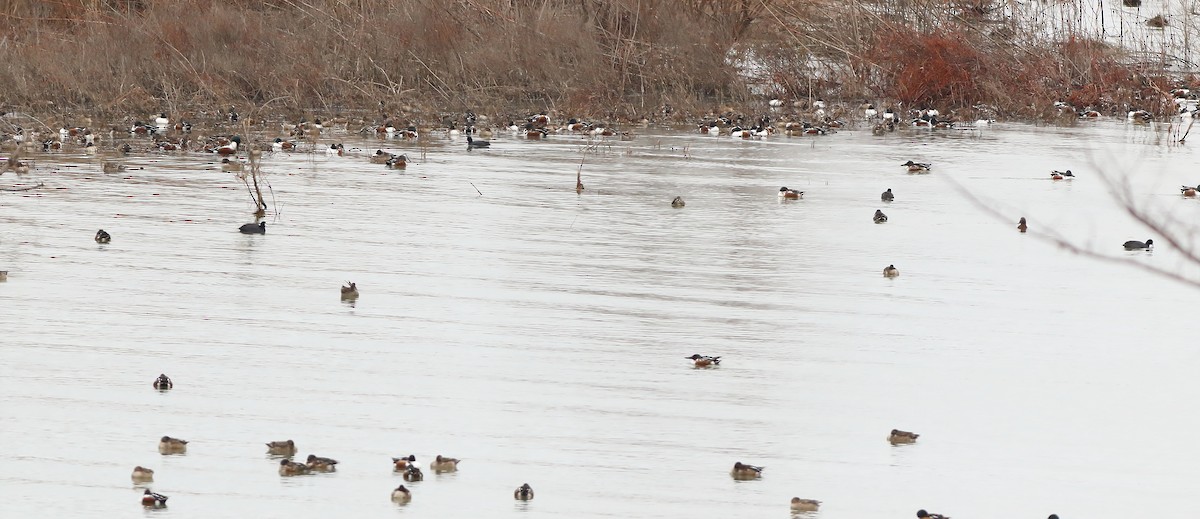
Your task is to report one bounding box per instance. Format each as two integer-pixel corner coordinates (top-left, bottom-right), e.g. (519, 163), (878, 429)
(2, 120), (1198, 519)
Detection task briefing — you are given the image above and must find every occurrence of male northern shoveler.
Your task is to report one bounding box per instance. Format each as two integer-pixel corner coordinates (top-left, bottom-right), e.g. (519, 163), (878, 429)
(888, 429), (919, 444)
(158, 436), (188, 453)
(1182, 185), (1199, 197)
(279, 459), (311, 476)
(873, 209), (888, 224)
(730, 461), (764, 479)
(154, 113), (169, 128)
(671, 196), (685, 208)
(306, 454), (339, 472)
(1051, 170), (1074, 180)
(153, 374), (172, 390)
(392, 454), (417, 471)
(883, 265), (899, 278)
(341, 282), (359, 300)
(325, 143), (345, 156)
(729, 126), (751, 138)
(778, 187), (804, 199)
(882, 188), (894, 202)
(272, 138), (296, 151)
(1123, 239), (1153, 250)
(239, 222), (266, 234)
(141, 489), (168, 507)
(95, 229), (112, 244)
(466, 136), (490, 149)
(685, 354), (720, 367)
(386, 154), (407, 169)
(131, 466), (155, 482)
(1018, 217), (1028, 233)
(214, 136), (241, 155)
(431, 455), (461, 472)
(529, 112), (551, 127)
(902, 160), (931, 172)
(514, 483), (535, 500)
(790, 497), (821, 512)
(399, 126), (418, 139)
(917, 509), (950, 519)
(402, 464), (424, 481)
(266, 440), (296, 454)
(525, 124), (549, 139)
(391, 484), (412, 502)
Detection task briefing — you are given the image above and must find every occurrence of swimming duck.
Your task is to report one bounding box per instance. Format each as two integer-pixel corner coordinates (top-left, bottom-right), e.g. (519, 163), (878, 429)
(430, 455), (461, 472)
(391, 484), (412, 502)
(864, 104), (878, 119)
(141, 489), (168, 507)
(101, 162), (126, 173)
(778, 187), (804, 199)
(888, 429), (919, 444)
(392, 454), (417, 471)
(42, 139), (61, 151)
(266, 440), (296, 455)
(671, 196), (685, 208)
(902, 160), (931, 172)
(916, 509), (949, 519)
(466, 136), (490, 149)
(1123, 239), (1153, 250)
(130, 121), (152, 135)
(0, 271), (7, 282)
(881, 188), (894, 202)
(6, 158), (30, 174)
(1182, 185), (1198, 197)
(525, 124), (549, 139)
(272, 138), (296, 151)
(790, 497), (821, 512)
(1128, 110), (1152, 123)
(306, 454), (339, 472)
(154, 113), (169, 128)
(399, 126), (418, 139)
(1051, 170), (1074, 180)
(402, 464), (424, 481)
(279, 458), (311, 476)
(131, 466), (155, 482)
(883, 265), (899, 278)
(341, 282), (359, 300)
(221, 158), (244, 172)
(698, 121), (720, 134)
(386, 154), (408, 169)
(1018, 217), (1028, 233)
(215, 136), (241, 155)
(239, 222), (266, 234)
(729, 126), (751, 138)
(730, 461), (764, 479)
(529, 112), (551, 127)
(95, 229), (112, 244)
(325, 143), (345, 156)
(152, 374), (172, 390)
(873, 209), (888, 224)
(370, 149), (392, 164)
(685, 354), (720, 367)
(158, 436), (188, 453)
(514, 483), (535, 500)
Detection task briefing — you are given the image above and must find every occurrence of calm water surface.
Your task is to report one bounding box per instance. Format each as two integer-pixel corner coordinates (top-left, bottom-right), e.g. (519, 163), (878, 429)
(1, 120), (1198, 519)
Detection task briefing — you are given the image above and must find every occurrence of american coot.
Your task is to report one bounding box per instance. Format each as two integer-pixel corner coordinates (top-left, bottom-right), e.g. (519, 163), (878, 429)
(873, 209), (888, 223)
(778, 187), (803, 199)
(882, 188), (894, 201)
(466, 136), (490, 149)
(902, 160), (931, 172)
(95, 229), (112, 243)
(1123, 239), (1153, 250)
(239, 222), (266, 234)
(1018, 217), (1028, 233)
(671, 196), (685, 208)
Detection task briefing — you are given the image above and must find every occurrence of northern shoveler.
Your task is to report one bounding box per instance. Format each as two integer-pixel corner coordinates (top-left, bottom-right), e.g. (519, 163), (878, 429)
(1018, 217), (1028, 233)
(888, 429), (919, 444)
(882, 188), (894, 202)
(266, 440), (296, 455)
(158, 436), (188, 453)
(131, 466), (155, 482)
(392, 455), (417, 471)
(1051, 170), (1074, 180)
(102, 162), (126, 173)
(325, 143), (345, 156)
(341, 282), (359, 300)
(514, 483), (534, 500)
(154, 113), (169, 128)
(671, 196), (685, 208)
(306, 454), (339, 472)
(272, 138), (296, 151)
(685, 354), (720, 367)
(370, 149), (392, 164)
(391, 484), (412, 502)
(402, 464), (424, 481)
(1182, 185), (1199, 197)
(883, 265), (899, 278)
(279, 459), (311, 476)
(141, 489), (168, 507)
(873, 210), (888, 224)
(430, 455), (461, 472)
(917, 509), (950, 519)
(153, 374), (172, 390)
(95, 229), (112, 244)
(730, 461), (764, 479)
(778, 187), (804, 199)
(221, 158), (244, 172)
(1128, 110), (1152, 123)
(902, 160), (931, 172)
(529, 112), (551, 127)
(386, 154), (407, 169)
(790, 497), (821, 512)
(1123, 239), (1153, 250)
(239, 222), (266, 234)
(215, 136), (241, 155)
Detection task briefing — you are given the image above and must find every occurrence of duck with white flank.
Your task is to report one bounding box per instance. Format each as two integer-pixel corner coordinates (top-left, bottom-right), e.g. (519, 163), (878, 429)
(778, 187), (804, 199)
(685, 354), (720, 368)
(902, 160), (931, 172)
(1051, 169), (1074, 180)
(141, 489), (168, 507)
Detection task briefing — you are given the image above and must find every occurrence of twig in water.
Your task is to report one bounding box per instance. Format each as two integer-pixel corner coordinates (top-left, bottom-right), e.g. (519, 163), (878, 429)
(1180, 116), (1195, 144)
(0, 182), (43, 192)
(470, 182), (483, 196)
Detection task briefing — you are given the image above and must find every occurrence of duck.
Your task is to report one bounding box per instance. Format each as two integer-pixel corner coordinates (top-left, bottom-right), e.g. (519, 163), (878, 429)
(278, 458), (311, 476)
(386, 154), (408, 169)
(1182, 185), (1199, 197)
(1123, 239), (1153, 250)
(685, 354), (720, 367)
(399, 125), (418, 139)
(95, 229), (112, 244)
(778, 187), (804, 199)
(305, 454), (338, 472)
(6, 158), (30, 174)
(214, 136), (241, 155)
(370, 149), (392, 164)
(729, 126), (751, 138)
(154, 113), (169, 128)
(131, 466), (155, 482)
(391, 484), (412, 502)
(671, 196), (685, 208)
(790, 497), (821, 512)
(1017, 217), (1028, 233)
(864, 104), (878, 119)
(266, 440), (296, 455)
(881, 188), (894, 202)
(430, 455), (461, 472)
(698, 121), (720, 134)
(0, 271), (7, 282)
(158, 436), (188, 453)
(1051, 169), (1074, 180)
(272, 137), (296, 151)
(902, 160), (931, 172)
(466, 136), (490, 149)
(152, 374), (172, 390)
(141, 489), (168, 507)
(130, 121), (152, 135)
(239, 222), (266, 234)
(525, 124), (549, 139)
(392, 454), (417, 471)
(101, 161), (126, 173)
(916, 509), (950, 519)
(341, 282), (359, 300)
(221, 158), (244, 172)
(883, 265), (899, 278)
(1128, 110), (1152, 123)
(730, 461), (764, 479)
(529, 112), (551, 127)
(325, 143), (345, 156)
(873, 209), (888, 224)
(514, 483), (535, 500)
(888, 429), (919, 444)
(402, 464), (424, 481)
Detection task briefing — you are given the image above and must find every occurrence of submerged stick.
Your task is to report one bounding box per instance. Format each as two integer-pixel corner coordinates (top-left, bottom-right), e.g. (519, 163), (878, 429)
(470, 182), (483, 196)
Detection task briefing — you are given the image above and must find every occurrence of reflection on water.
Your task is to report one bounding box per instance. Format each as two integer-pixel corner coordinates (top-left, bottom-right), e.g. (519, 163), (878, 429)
(2, 121), (1200, 518)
